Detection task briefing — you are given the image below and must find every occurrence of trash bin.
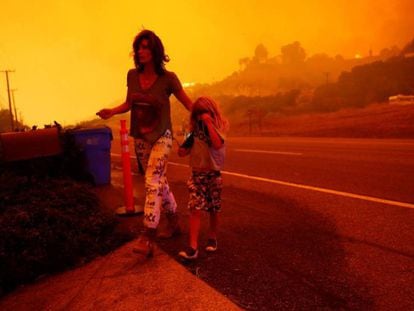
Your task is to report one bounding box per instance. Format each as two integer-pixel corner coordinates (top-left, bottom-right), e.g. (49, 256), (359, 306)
(69, 127), (113, 185)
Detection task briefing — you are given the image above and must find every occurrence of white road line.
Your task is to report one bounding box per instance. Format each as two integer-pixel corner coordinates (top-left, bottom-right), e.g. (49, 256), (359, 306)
(221, 170), (414, 209)
(168, 163), (414, 209)
(111, 153), (414, 209)
(234, 148), (303, 156)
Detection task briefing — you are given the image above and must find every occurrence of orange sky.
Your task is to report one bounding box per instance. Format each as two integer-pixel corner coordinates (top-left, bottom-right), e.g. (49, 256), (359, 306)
(0, 0), (413, 126)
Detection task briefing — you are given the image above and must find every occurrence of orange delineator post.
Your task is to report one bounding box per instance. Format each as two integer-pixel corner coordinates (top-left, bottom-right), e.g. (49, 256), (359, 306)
(116, 120), (143, 215)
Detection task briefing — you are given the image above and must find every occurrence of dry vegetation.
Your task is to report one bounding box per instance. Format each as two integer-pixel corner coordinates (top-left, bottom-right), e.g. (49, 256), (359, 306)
(0, 134), (133, 297)
(235, 103), (414, 138)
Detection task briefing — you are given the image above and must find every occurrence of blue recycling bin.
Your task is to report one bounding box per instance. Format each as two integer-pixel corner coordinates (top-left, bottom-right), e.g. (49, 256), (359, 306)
(70, 127), (113, 185)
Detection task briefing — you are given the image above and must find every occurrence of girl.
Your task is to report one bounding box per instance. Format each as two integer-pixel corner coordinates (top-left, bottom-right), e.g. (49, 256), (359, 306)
(97, 30), (193, 257)
(178, 96), (229, 260)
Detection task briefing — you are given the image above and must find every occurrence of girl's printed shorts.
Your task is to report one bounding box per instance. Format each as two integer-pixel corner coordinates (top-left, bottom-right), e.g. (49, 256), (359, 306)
(187, 170), (222, 212)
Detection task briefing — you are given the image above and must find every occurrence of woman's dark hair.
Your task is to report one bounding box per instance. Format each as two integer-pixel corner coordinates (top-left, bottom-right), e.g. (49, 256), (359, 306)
(132, 30), (169, 75)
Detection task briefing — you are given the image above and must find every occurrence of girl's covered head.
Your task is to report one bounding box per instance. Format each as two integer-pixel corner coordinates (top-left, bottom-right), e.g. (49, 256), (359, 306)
(191, 96), (229, 132)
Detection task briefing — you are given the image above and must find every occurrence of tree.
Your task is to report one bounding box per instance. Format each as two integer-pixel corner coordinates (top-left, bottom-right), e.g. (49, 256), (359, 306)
(238, 57), (251, 71)
(253, 43), (268, 63)
(281, 41), (306, 65)
(379, 45), (400, 59)
(0, 109), (12, 132)
(0, 109), (29, 132)
(401, 37), (414, 55)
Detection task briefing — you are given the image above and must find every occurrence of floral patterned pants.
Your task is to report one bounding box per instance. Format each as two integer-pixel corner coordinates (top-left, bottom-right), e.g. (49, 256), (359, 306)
(187, 170), (222, 212)
(134, 130), (177, 228)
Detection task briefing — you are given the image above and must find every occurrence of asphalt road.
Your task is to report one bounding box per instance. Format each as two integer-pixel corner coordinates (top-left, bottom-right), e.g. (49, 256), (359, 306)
(170, 137), (414, 205)
(111, 136), (414, 310)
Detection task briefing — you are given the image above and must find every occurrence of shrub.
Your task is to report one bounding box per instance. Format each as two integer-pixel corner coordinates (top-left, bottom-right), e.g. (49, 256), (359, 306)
(0, 172), (131, 296)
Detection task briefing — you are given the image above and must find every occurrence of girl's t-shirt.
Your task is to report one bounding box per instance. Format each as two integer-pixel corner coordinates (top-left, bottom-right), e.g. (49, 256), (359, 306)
(183, 120), (226, 171)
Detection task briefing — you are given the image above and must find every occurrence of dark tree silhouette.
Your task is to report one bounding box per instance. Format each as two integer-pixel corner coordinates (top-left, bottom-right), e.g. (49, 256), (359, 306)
(281, 41), (306, 65)
(253, 43), (268, 63)
(311, 56), (414, 111)
(401, 37), (414, 55)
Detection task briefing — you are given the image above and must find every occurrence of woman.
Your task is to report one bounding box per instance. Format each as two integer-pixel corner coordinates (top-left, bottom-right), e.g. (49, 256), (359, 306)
(97, 29), (192, 257)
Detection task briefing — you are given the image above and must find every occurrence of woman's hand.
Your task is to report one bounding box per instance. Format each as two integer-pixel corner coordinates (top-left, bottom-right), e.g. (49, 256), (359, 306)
(96, 108), (114, 119)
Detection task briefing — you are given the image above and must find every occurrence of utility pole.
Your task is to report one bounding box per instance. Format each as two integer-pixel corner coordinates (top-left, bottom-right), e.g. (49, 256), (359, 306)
(11, 89), (18, 127)
(1, 70), (15, 131)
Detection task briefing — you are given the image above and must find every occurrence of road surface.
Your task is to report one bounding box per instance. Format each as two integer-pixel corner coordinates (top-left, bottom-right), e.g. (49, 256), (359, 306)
(111, 136), (414, 310)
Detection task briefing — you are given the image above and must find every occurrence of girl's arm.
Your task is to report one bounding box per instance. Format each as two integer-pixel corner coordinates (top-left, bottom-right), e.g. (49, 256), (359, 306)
(200, 113), (224, 150)
(178, 132), (194, 157)
(174, 88), (193, 111)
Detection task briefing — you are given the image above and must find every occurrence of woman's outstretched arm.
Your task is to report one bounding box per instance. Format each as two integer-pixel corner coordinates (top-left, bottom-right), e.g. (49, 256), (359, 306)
(96, 101), (131, 119)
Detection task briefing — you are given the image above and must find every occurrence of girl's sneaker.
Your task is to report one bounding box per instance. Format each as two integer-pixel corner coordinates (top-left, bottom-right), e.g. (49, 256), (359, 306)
(178, 247), (199, 260)
(205, 239), (217, 252)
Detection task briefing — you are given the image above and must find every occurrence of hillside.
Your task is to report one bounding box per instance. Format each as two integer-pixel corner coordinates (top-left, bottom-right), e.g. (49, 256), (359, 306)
(232, 103), (414, 138)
